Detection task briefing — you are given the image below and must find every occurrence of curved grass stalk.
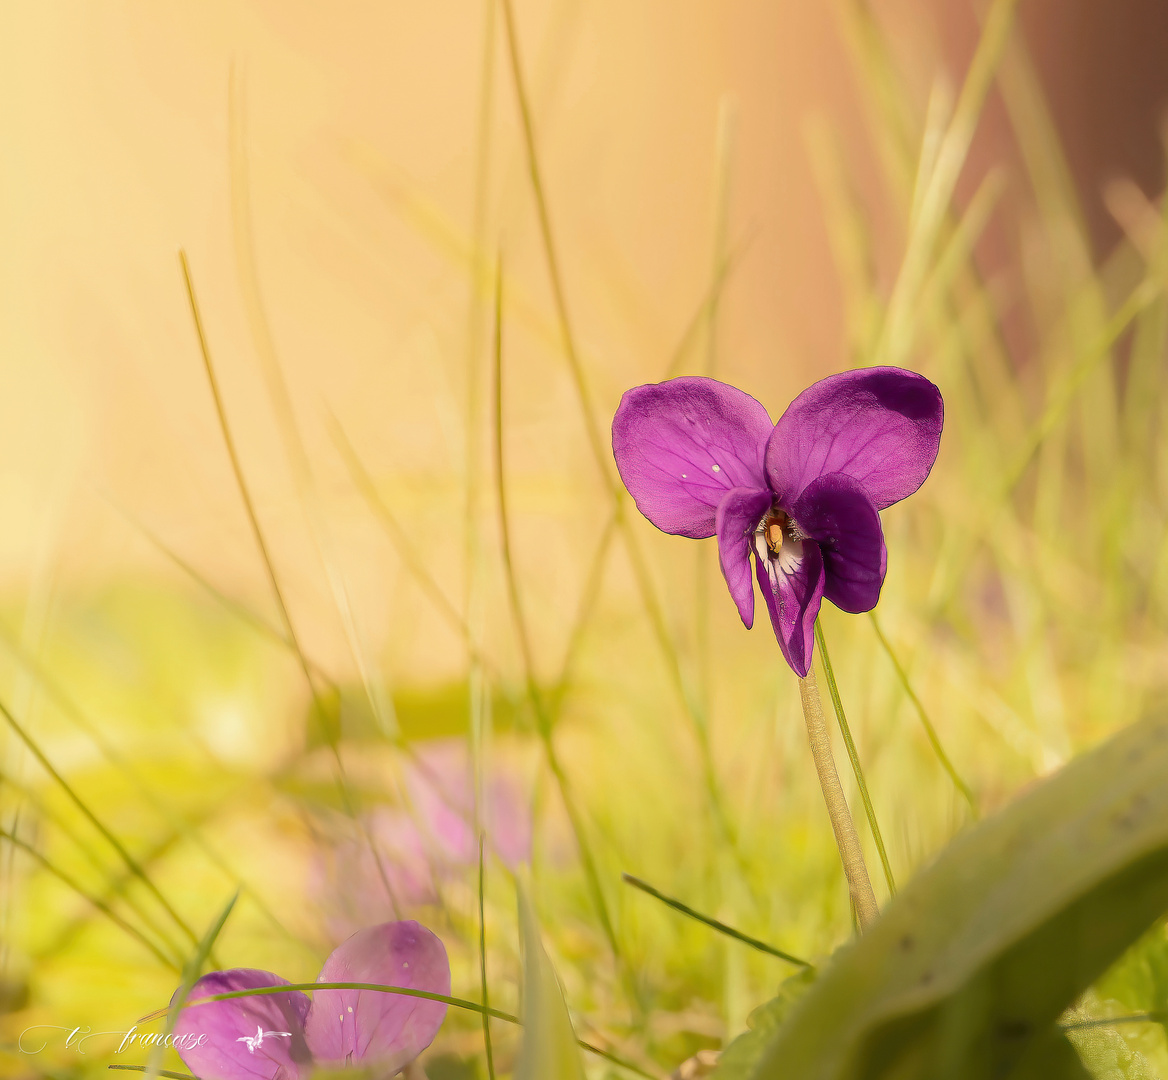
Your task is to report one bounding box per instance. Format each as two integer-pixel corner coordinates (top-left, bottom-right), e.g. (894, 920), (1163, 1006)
(869, 613), (978, 816)
(497, 0), (740, 865)
(0, 612), (294, 945)
(478, 835), (497, 1080)
(873, 0), (1019, 368)
(146, 892), (239, 1080)
(621, 873), (810, 967)
(814, 620), (896, 896)
(490, 260), (624, 984)
(3, 772), (186, 967)
(141, 982), (656, 1079)
(0, 825), (177, 970)
(0, 698), (201, 957)
(179, 252), (400, 920)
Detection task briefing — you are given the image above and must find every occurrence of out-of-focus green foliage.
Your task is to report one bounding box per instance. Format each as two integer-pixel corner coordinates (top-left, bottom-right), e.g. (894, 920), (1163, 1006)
(514, 879), (586, 1080)
(713, 968), (817, 1079)
(735, 713), (1168, 1079)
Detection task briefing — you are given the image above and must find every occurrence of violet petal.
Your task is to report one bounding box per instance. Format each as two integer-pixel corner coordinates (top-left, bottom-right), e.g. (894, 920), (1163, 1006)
(754, 535), (825, 677)
(789, 473), (887, 614)
(612, 376), (773, 538)
(764, 368), (943, 510)
(172, 970), (311, 1080)
(715, 487), (773, 628)
(304, 920), (450, 1075)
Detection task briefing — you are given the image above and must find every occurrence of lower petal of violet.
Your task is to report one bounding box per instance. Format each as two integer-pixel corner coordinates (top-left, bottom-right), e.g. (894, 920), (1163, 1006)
(789, 472), (887, 615)
(755, 535), (825, 678)
(304, 920), (450, 1076)
(715, 486), (773, 629)
(173, 970), (312, 1080)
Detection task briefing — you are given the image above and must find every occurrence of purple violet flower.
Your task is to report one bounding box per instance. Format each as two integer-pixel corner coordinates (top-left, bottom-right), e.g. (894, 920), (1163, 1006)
(611, 368), (943, 676)
(172, 920), (450, 1080)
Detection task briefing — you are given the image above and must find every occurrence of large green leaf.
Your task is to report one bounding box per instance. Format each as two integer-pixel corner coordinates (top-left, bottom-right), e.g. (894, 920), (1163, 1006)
(744, 713), (1168, 1079)
(714, 969), (817, 1079)
(1064, 1010), (1159, 1080)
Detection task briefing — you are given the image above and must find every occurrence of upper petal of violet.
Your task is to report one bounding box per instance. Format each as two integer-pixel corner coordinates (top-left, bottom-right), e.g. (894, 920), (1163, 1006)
(764, 367), (943, 510)
(304, 920), (450, 1076)
(612, 376), (773, 538)
(172, 969), (312, 1080)
(789, 473), (886, 614)
(715, 487), (773, 629)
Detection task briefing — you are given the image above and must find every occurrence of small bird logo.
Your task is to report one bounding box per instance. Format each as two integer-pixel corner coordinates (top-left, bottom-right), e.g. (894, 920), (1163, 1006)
(236, 1026), (292, 1054)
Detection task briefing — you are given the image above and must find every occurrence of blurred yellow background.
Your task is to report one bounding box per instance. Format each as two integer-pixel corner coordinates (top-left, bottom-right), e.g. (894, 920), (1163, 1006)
(0, 1), (901, 640)
(4, 1), (1168, 1076)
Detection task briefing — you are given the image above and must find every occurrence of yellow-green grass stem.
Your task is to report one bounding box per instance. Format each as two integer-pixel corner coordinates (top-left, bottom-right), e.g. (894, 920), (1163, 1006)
(499, 0), (741, 871)
(490, 259), (625, 983)
(869, 613), (978, 816)
(814, 620), (896, 896)
(798, 666), (879, 929)
(181, 252), (399, 921)
(478, 835), (497, 1080)
(622, 873), (811, 967)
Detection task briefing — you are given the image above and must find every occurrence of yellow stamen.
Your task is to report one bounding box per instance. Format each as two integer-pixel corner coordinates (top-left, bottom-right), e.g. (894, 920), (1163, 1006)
(765, 520), (784, 555)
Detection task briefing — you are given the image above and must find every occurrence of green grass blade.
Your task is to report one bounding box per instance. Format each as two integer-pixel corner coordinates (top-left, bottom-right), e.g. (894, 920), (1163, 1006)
(814, 621), (896, 896)
(327, 413), (484, 666)
(109, 1067), (196, 1079)
(0, 607), (294, 947)
(154, 977), (654, 1075)
(874, 0), (1019, 368)
(498, 0), (613, 495)
(0, 825), (177, 970)
(178, 252), (334, 747)
(0, 697), (200, 955)
(103, 498), (338, 691)
(179, 251), (399, 918)
(228, 76), (398, 743)
(490, 256), (623, 975)
(869, 614), (978, 816)
(622, 874), (810, 967)
(515, 877), (587, 1080)
(478, 835), (497, 1080)
(498, 0), (740, 866)
(147, 892), (240, 1080)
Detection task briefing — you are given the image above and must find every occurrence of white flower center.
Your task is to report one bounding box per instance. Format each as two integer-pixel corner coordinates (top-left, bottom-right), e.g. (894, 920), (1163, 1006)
(753, 509), (805, 584)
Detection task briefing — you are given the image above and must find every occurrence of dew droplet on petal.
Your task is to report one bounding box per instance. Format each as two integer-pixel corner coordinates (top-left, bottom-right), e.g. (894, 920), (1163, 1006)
(403, 961), (410, 969)
(711, 464), (721, 472)
(347, 1007), (353, 1014)
(681, 473), (687, 479)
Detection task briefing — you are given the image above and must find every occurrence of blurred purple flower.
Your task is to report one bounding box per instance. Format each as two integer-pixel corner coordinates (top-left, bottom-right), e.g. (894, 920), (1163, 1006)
(309, 743), (532, 940)
(612, 368), (943, 676)
(173, 921), (449, 1080)
(310, 809), (439, 942)
(406, 740), (532, 870)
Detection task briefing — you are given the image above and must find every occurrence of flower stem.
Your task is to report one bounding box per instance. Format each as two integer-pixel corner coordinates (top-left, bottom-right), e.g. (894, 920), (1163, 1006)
(814, 620), (896, 896)
(798, 666), (879, 929)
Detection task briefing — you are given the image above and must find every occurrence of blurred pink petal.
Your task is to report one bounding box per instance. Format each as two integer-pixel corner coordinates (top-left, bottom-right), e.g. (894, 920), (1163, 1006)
(304, 921), (450, 1076)
(173, 970), (311, 1080)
